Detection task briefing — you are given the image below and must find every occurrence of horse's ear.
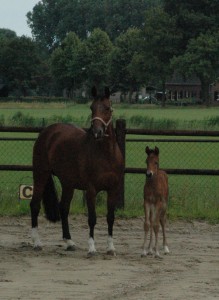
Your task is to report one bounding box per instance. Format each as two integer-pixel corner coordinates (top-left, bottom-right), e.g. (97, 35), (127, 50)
(105, 87), (110, 98)
(145, 146), (150, 155)
(154, 146), (159, 155)
(91, 86), (97, 98)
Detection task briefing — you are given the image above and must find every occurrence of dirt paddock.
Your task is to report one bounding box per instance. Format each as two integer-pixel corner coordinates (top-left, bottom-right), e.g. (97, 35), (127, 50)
(0, 215), (219, 300)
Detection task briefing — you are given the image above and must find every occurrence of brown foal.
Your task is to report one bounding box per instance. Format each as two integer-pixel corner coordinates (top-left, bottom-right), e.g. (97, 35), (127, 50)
(142, 146), (170, 258)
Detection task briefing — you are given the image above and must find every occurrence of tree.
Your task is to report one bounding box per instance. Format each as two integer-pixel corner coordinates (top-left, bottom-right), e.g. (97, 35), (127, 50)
(27, 0), (157, 49)
(162, 0), (219, 104)
(141, 6), (181, 106)
(0, 28), (17, 40)
(171, 33), (219, 104)
(50, 32), (86, 97)
(84, 28), (113, 91)
(0, 36), (41, 96)
(110, 28), (144, 102)
(163, 0), (219, 51)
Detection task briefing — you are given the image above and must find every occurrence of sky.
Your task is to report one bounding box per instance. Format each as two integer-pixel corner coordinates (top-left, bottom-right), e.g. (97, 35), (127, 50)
(0, 0), (40, 37)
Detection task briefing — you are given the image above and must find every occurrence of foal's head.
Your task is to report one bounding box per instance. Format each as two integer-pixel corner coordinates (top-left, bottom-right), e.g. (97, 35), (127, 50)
(145, 146), (159, 178)
(90, 86), (113, 139)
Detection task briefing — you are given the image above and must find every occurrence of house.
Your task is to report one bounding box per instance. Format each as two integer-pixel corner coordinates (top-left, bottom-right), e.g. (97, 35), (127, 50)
(165, 74), (201, 102)
(165, 73), (219, 102)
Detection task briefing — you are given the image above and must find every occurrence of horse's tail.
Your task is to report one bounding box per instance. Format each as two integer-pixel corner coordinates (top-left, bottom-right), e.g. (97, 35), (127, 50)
(42, 175), (60, 222)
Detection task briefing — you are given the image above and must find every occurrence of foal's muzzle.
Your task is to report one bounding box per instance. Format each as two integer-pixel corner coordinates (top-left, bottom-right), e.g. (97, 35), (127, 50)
(146, 170), (153, 178)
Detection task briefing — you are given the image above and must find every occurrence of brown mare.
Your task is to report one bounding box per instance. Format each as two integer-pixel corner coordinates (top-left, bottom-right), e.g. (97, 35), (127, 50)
(30, 87), (124, 255)
(142, 146), (170, 258)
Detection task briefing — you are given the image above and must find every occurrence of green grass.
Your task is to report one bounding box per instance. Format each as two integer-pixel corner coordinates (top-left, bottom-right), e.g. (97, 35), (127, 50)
(0, 101), (219, 222)
(1, 102), (219, 129)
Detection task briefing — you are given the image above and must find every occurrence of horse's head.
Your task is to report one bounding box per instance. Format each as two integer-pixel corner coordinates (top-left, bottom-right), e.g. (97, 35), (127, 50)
(145, 146), (159, 178)
(90, 86), (113, 139)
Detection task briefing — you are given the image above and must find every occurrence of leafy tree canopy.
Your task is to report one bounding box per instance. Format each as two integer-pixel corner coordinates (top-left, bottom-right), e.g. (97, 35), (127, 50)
(0, 36), (41, 96)
(110, 27), (143, 100)
(27, 0), (160, 49)
(0, 28), (17, 40)
(163, 0), (219, 51)
(171, 32), (219, 103)
(50, 31), (86, 96)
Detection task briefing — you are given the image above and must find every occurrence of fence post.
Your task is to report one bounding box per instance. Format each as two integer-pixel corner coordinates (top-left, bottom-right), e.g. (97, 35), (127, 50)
(116, 119), (126, 209)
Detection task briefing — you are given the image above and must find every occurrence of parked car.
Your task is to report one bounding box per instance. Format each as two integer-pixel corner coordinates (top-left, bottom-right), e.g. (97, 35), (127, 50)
(138, 95), (158, 104)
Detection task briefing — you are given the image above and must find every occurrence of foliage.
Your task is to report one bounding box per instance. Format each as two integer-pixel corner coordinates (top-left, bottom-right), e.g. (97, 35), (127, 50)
(0, 36), (41, 96)
(0, 28), (17, 40)
(1, 0), (219, 103)
(171, 32), (219, 104)
(163, 0), (219, 104)
(141, 6), (181, 105)
(163, 0), (219, 51)
(27, 0), (156, 49)
(50, 32), (86, 97)
(110, 28), (143, 100)
(84, 28), (113, 90)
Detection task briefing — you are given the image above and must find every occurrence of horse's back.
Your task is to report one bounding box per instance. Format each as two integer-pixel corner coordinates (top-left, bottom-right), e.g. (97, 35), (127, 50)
(33, 123), (86, 170)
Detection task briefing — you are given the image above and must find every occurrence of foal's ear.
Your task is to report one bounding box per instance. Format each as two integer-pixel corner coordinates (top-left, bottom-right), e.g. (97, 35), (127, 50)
(154, 146), (159, 155)
(91, 86), (97, 98)
(104, 87), (110, 98)
(145, 146), (150, 155)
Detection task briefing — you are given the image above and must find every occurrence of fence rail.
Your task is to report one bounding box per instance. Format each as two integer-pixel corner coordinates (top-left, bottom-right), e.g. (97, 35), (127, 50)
(1, 121), (219, 208)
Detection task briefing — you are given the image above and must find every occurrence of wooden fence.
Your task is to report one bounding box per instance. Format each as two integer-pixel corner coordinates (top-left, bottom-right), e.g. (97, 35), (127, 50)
(1, 121), (219, 208)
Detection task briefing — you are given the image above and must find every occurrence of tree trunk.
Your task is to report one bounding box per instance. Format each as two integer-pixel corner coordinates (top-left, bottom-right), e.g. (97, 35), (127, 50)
(200, 78), (211, 106)
(161, 79), (166, 107)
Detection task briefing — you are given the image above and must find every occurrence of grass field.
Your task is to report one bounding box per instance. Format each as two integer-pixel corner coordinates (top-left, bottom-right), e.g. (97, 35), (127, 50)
(0, 102), (219, 222)
(1, 101), (219, 129)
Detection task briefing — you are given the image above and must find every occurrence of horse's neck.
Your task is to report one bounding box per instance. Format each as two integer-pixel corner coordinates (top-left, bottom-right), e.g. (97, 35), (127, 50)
(101, 124), (117, 154)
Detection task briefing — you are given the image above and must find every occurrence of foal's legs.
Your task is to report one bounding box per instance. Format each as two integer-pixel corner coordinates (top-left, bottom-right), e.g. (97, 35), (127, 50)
(148, 213), (154, 255)
(160, 212), (170, 254)
(106, 191), (117, 255)
(30, 171), (49, 249)
(142, 202), (150, 256)
(59, 184), (75, 250)
(153, 205), (161, 258)
(86, 188), (97, 255)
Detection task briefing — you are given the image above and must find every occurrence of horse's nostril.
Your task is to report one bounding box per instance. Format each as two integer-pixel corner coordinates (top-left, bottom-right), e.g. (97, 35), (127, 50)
(93, 127), (104, 139)
(146, 171), (153, 178)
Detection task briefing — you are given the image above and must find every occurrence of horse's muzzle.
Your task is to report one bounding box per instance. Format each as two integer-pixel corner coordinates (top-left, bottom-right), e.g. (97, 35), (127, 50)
(146, 170), (153, 178)
(92, 126), (105, 139)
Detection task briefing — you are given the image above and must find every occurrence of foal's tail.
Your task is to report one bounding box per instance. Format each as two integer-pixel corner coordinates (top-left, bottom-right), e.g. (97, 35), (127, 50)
(42, 175), (60, 222)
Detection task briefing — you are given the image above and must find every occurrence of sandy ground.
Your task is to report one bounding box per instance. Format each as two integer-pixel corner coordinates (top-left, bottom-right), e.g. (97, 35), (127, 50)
(0, 215), (219, 300)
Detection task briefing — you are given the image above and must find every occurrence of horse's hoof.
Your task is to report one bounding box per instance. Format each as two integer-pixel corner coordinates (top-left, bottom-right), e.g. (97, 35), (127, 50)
(107, 250), (116, 256)
(33, 245), (42, 251)
(155, 254), (163, 260)
(164, 246), (170, 255)
(87, 251), (97, 258)
(66, 245), (76, 251)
